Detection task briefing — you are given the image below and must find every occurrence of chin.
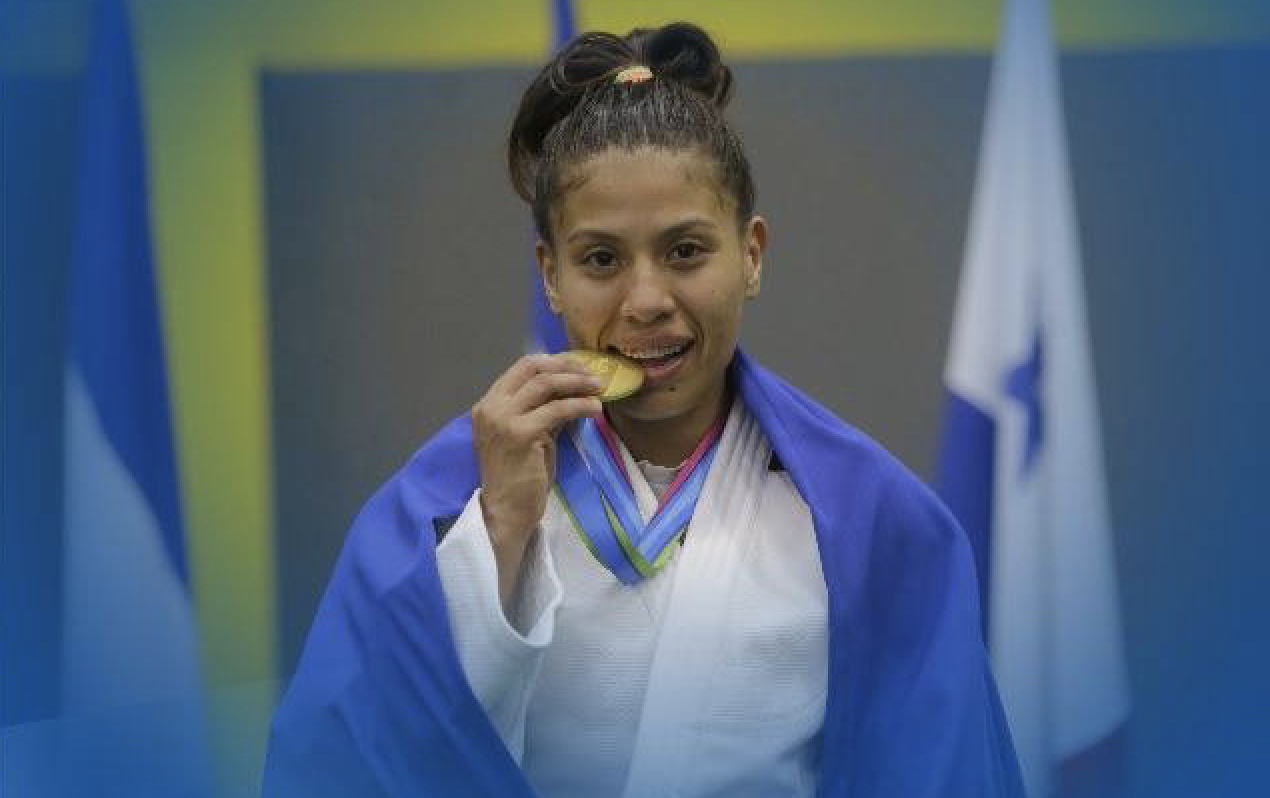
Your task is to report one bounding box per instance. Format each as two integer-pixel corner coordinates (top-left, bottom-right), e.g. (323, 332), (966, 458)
(609, 390), (694, 422)
(616, 378), (724, 423)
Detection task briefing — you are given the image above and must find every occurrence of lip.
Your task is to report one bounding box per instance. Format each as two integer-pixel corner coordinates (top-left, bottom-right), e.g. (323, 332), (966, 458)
(613, 339), (694, 386)
(641, 345), (690, 384)
(611, 337), (694, 358)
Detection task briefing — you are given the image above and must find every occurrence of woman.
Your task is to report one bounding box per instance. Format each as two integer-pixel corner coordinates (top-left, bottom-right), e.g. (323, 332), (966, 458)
(265, 23), (1024, 798)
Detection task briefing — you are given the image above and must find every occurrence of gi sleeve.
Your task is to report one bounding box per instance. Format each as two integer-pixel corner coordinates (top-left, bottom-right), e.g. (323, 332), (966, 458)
(435, 489), (564, 759)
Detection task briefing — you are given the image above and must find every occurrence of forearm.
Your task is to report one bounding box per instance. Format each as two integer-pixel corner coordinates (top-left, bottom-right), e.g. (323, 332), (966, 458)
(436, 490), (563, 758)
(481, 495), (536, 616)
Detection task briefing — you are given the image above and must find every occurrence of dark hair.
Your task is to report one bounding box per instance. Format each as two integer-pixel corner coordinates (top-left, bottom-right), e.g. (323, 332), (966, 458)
(508, 22), (755, 242)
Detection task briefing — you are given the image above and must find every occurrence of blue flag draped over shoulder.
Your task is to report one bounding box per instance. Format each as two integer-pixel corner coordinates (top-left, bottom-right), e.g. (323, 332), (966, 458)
(265, 350), (1023, 797)
(936, 0), (1130, 795)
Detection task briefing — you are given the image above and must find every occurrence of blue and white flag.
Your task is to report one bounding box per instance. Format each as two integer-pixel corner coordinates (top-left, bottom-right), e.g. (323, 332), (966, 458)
(58, 0), (211, 793)
(936, 0), (1130, 795)
(530, 0), (576, 353)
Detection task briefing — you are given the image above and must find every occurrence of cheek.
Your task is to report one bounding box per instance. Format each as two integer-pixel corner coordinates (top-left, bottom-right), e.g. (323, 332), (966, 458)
(560, 287), (619, 342)
(698, 284), (747, 332)
(563, 301), (599, 330)
(563, 284), (614, 317)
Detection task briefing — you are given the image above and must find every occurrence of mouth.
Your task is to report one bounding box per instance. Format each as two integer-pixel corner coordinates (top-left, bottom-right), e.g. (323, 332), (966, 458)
(609, 339), (695, 384)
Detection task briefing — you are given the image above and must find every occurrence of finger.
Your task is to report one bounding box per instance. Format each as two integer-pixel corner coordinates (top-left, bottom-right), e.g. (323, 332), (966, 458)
(509, 371), (605, 414)
(493, 353), (597, 397)
(522, 395), (603, 435)
(486, 354), (549, 398)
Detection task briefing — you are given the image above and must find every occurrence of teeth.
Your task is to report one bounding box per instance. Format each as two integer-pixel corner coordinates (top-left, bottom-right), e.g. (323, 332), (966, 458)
(621, 342), (689, 360)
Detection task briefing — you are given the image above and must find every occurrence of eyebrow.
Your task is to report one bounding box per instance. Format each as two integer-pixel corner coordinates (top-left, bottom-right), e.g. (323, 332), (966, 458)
(658, 218), (719, 242)
(566, 217), (720, 246)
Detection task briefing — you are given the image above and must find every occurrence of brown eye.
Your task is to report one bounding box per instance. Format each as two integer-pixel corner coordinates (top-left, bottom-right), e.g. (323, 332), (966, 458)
(582, 250), (618, 272)
(670, 242), (704, 261)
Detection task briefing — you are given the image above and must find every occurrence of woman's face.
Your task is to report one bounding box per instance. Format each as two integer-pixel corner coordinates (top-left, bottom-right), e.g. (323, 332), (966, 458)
(538, 146), (766, 430)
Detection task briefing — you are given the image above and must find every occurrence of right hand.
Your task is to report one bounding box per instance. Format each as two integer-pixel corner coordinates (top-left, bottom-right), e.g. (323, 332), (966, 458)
(472, 354), (604, 560)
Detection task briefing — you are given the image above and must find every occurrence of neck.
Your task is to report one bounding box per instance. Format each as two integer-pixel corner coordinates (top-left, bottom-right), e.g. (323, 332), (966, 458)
(606, 382), (729, 468)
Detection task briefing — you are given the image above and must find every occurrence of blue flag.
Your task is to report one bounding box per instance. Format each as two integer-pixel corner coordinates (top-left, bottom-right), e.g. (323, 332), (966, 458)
(529, 0), (576, 353)
(46, 1), (212, 794)
(936, 0), (1130, 795)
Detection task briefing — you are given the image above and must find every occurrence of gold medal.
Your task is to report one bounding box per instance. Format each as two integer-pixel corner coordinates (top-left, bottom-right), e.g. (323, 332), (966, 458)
(563, 350), (644, 402)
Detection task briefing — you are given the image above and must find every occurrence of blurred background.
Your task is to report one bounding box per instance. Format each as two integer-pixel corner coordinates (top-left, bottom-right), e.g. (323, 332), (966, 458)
(3, 0), (1267, 796)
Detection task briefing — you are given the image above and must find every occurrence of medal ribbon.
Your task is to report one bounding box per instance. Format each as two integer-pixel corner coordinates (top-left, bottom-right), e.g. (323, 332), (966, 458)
(554, 414), (724, 584)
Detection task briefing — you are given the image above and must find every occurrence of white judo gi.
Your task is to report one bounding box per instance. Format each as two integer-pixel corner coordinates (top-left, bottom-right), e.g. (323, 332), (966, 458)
(437, 398), (828, 797)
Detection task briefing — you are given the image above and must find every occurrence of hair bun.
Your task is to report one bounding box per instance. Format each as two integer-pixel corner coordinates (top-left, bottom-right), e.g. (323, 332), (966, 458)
(508, 22), (739, 205)
(508, 31), (633, 201)
(630, 22), (733, 108)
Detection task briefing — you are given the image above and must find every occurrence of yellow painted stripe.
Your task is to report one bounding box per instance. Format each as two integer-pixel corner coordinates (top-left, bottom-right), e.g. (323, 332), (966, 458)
(137, 0), (549, 69)
(581, 0), (1270, 54)
(581, 0), (1004, 55)
(12, 0), (1268, 75)
(133, 3), (277, 795)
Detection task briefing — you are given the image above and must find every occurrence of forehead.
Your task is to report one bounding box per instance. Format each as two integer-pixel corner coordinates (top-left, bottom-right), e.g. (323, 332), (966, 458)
(553, 147), (733, 236)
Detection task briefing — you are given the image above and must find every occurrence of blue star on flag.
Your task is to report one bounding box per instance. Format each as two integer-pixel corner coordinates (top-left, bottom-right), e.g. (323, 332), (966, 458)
(1004, 330), (1044, 476)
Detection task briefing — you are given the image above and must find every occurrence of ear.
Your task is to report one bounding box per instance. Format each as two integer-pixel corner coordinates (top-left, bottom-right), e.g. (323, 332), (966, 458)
(742, 215), (767, 299)
(536, 238), (561, 312)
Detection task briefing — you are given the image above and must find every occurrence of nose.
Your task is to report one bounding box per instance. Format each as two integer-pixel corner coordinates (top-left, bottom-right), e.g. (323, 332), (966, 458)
(620, 261), (675, 325)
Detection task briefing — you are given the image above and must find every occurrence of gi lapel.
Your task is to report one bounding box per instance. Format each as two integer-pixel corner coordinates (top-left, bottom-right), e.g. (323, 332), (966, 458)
(620, 399), (769, 796)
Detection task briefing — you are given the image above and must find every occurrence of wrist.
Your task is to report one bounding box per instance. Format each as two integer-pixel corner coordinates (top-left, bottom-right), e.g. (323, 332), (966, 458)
(478, 492), (536, 614)
(479, 493), (529, 548)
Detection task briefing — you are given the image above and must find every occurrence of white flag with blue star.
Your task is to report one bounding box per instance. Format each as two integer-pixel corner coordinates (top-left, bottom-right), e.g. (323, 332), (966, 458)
(936, 0), (1130, 795)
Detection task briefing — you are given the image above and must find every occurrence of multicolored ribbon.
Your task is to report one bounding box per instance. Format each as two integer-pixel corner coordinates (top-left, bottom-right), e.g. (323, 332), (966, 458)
(554, 414), (724, 584)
